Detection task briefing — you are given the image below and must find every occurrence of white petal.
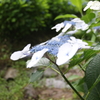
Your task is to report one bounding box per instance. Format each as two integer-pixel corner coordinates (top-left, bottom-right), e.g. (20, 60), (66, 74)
(68, 36), (77, 44)
(56, 43), (79, 65)
(22, 44), (31, 52)
(10, 51), (23, 60)
(10, 44), (31, 61)
(70, 36), (77, 42)
(67, 29), (78, 35)
(62, 23), (72, 33)
(90, 2), (100, 10)
(57, 32), (65, 36)
(72, 18), (81, 22)
(83, 1), (93, 11)
(27, 49), (48, 68)
(57, 43), (72, 57)
(51, 36), (60, 41)
(51, 22), (64, 32)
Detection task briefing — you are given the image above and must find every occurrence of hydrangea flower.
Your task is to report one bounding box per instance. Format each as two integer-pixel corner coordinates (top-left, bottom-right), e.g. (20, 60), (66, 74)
(10, 34), (90, 68)
(51, 18), (89, 34)
(84, 1), (100, 11)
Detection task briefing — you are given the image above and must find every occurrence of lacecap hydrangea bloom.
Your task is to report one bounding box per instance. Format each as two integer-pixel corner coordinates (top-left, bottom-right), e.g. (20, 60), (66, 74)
(10, 33), (90, 68)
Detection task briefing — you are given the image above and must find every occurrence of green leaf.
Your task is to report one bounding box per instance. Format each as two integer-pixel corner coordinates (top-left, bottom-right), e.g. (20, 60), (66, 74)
(85, 54), (100, 100)
(91, 23), (100, 28)
(27, 57), (50, 67)
(82, 12), (95, 23)
(89, 75), (100, 92)
(35, 57), (50, 67)
(29, 70), (44, 82)
(70, 0), (82, 13)
(83, 49), (99, 61)
(69, 51), (84, 68)
(50, 64), (60, 74)
(55, 14), (77, 20)
(69, 49), (99, 69)
(93, 44), (100, 51)
(68, 75), (81, 81)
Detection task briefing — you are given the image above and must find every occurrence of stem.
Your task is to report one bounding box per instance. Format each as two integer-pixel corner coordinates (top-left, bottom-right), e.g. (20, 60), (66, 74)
(46, 54), (84, 100)
(56, 64), (84, 100)
(48, 66), (60, 74)
(78, 64), (85, 72)
(80, 10), (83, 17)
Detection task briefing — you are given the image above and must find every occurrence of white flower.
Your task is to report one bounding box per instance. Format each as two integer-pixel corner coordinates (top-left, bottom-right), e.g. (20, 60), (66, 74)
(51, 22), (64, 32)
(52, 18), (89, 34)
(72, 18), (89, 31)
(84, 1), (100, 11)
(10, 44), (31, 61)
(27, 48), (48, 68)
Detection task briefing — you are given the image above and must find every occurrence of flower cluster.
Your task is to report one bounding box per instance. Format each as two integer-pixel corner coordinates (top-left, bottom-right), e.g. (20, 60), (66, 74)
(10, 34), (90, 68)
(84, 1), (100, 11)
(51, 18), (89, 34)
(10, 3), (93, 68)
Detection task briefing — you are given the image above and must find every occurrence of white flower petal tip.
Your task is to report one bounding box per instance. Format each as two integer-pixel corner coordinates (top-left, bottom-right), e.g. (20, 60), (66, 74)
(51, 22), (64, 32)
(27, 49), (48, 68)
(23, 44), (31, 51)
(83, 1), (93, 11)
(10, 44), (31, 61)
(10, 51), (23, 61)
(62, 23), (72, 33)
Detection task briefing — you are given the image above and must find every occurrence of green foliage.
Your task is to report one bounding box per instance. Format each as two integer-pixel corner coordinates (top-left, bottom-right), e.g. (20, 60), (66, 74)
(55, 14), (78, 20)
(82, 10), (96, 23)
(48, 0), (74, 16)
(69, 0), (82, 15)
(85, 54), (100, 100)
(0, 68), (28, 100)
(0, 0), (78, 41)
(48, 0), (78, 23)
(0, 0), (50, 39)
(27, 57), (50, 67)
(69, 49), (99, 69)
(29, 70), (44, 82)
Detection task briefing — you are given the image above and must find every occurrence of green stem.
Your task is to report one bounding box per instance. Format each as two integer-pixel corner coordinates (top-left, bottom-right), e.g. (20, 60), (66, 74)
(80, 10), (83, 17)
(55, 64), (84, 100)
(78, 64), (85, 72)
(91, 33), (96, 42)
(48, 66), (60, 74)
(46, 54), (84, 100)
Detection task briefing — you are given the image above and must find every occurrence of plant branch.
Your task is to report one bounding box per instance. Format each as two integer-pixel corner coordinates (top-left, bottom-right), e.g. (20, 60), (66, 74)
(46, 53), (84, 100)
